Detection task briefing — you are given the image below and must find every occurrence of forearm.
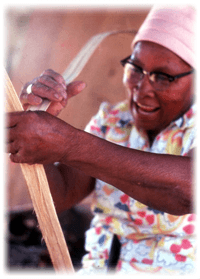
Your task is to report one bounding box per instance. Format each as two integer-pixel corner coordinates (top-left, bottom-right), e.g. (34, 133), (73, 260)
(7, 111), (193, 215)
(63, 129), (194, 215)
(44, 163), (95, 214)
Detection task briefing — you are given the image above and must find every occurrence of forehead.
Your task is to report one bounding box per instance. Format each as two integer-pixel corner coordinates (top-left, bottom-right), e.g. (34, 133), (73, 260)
(132, 41), (190, 73)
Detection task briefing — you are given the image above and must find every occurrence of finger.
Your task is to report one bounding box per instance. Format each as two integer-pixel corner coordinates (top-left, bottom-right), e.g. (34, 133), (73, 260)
(29, 82), (65, 102)
(6, 141), (18, 154)
(6, 125), (18, 146)
(20, 81), (43, 106)
(46, 101), (66, 116)
(20, 91), (43, 106)
(37, 75), (67, 100)
(41, 69), (67, 89)
(9, 152), (24, 164)
(5, 112), (23, 128)
(67, 81), (86, 99)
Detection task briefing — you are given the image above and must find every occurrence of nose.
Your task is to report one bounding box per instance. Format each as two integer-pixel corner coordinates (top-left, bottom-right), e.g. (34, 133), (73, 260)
(136, 74), (155, 98)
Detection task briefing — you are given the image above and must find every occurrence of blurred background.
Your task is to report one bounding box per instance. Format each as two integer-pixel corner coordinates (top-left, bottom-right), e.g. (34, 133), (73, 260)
(4, 5), (150, 271)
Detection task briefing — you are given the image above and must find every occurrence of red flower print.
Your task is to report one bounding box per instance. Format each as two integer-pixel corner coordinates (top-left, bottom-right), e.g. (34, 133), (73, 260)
(110, 109), (119, 115)
(120, 194), (129, 203)
(170, 244), (181, 254)
(95, 227), (102, 235)
(134, 218), (143, 225)
(175, 254), (187, 262)
(181, 239), (192, 249)
(187, 214), (196, 222)
(146, 215), (155, 225)
(116, 260), (122, 271)
(183, 224), (195, 235)
(185, 109), (193, 119)
(137, 211), (146, 218)
(105, 216), (112, 224)
(91, 125), (101, 133)
(142, 258), (153, 265)
(156, 135), (161, 141)
(130, 258), (137, 263)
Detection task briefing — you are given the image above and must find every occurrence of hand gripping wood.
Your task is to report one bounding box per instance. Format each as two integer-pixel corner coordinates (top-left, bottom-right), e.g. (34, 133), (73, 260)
(5, 69), (74, 273)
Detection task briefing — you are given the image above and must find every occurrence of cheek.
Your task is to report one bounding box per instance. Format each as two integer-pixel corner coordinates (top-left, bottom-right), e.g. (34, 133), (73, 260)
(161, 83), (193, 109)
(123, 79), (132, 101)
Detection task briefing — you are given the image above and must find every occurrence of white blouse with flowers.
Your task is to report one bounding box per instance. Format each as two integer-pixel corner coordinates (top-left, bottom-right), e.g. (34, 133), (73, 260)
(78, 100), (196, 275)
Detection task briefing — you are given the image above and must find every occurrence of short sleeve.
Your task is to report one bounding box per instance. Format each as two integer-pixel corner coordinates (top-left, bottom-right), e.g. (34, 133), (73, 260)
(181, 126), (196, 156)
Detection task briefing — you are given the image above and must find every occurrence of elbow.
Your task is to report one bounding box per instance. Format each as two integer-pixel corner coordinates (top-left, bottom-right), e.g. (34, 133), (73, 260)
(177, 195), (194, 215)
(172, 199), (193, 216)
(171, 184), (194, 216)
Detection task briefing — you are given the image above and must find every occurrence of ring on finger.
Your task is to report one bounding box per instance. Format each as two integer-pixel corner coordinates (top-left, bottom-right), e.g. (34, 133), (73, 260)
(26, 84), (33, 94)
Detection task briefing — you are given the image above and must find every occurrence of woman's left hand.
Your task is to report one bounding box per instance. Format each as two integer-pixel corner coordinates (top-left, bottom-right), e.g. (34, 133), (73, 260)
(20, 69), (86, 117)
(6, 110), (75, 165)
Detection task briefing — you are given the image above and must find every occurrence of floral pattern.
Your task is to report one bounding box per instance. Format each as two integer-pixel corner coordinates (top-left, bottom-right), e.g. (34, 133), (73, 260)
(79, 100), (196, 275)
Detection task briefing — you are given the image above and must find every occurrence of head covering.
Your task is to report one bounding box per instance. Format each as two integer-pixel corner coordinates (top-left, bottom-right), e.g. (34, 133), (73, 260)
(132, 6), (196, 68)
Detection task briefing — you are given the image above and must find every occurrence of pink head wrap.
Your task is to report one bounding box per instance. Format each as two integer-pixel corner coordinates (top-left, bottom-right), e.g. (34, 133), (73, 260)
(132, 6), (196, 68)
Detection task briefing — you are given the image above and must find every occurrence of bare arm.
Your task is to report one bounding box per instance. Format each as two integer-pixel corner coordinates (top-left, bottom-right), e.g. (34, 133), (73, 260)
(6, 69), (194, 216)
(62, 129), (194, 216)
(44, 163), (95, 214)
(7, 111), (194, 216)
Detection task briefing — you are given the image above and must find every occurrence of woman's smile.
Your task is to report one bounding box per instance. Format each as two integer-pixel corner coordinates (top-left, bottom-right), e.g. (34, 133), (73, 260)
(131, 98), (161, 131)
(136, 102), (160, 113)
(124, 41), (193, 136)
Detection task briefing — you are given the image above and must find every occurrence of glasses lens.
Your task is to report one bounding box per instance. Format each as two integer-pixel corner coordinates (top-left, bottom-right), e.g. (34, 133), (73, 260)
(124, 63), (143, 85)
(151, 73), (171, 90)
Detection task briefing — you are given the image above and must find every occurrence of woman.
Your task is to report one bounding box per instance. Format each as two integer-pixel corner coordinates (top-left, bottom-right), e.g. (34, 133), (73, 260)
(6, 6), (196, 274)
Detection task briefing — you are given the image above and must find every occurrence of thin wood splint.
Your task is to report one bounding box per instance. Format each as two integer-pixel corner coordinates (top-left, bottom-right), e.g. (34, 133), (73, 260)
(5, 69), (74, 273)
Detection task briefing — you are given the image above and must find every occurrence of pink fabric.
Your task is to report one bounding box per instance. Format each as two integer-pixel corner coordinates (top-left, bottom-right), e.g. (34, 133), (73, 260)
(132, 6), (196, 68)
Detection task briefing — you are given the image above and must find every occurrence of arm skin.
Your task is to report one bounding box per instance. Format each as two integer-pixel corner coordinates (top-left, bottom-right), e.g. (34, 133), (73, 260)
(62, 129), (194, 216)
(7, 110), (194, 216)
(44, 163), (95, 214)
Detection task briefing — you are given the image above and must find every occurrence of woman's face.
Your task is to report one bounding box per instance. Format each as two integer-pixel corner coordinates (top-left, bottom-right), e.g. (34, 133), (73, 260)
(123, 41), (194, 136)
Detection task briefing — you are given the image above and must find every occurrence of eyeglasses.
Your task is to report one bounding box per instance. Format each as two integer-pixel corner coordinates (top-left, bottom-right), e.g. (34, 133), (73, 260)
(120, 55), (194, 91)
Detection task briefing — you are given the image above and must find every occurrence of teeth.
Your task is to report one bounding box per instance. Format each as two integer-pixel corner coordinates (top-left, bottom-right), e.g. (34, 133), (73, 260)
(137, 103), (158, 112)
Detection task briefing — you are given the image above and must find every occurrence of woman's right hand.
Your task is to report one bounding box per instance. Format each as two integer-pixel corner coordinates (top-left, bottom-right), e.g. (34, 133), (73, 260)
(20, 69), (86, 116)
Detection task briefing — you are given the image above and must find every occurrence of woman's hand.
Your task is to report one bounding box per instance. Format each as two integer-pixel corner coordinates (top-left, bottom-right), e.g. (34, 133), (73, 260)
(20, 69), (86, 116)
(6, 110), (76, 165)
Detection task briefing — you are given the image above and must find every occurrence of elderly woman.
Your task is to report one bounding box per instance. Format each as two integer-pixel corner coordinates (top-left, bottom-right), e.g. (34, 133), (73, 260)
(6, 6), (196, 275)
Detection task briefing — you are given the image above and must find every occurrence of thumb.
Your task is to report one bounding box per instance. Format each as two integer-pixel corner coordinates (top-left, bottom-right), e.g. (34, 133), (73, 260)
(67, 81), (86, 99)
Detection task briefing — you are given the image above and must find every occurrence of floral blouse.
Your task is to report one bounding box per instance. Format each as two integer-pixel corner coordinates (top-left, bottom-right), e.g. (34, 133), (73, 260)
(79, 100), (196, 275)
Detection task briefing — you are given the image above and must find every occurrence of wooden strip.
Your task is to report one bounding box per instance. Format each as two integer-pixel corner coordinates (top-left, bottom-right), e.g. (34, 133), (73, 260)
(5, 69), (74, 273)
(62, 30), (136, 83)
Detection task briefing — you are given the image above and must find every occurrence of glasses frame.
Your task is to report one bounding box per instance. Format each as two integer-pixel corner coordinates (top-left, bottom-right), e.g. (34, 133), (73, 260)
(120, 55), (194, 86)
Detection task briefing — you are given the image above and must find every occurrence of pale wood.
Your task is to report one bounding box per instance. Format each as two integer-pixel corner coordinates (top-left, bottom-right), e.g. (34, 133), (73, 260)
(4, 69), (74, 273)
